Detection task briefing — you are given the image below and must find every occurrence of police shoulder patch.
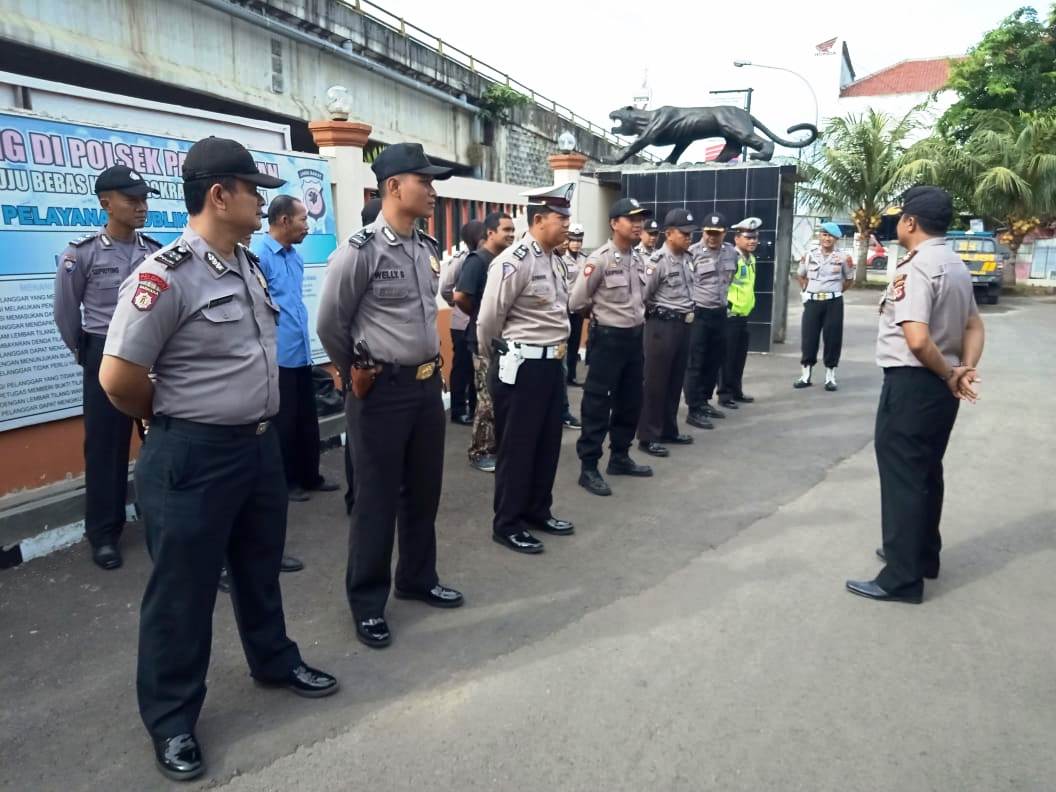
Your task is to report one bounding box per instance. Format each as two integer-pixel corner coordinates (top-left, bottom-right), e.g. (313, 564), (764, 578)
(350, 228), (375, 248)
(155, 244), (193, 270)
(69, 233), (97, 247)
(511, 244), (529, 261)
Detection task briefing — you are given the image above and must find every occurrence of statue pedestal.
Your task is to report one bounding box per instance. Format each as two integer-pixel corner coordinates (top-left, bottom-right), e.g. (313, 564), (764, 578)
(597, 163), (797, 350)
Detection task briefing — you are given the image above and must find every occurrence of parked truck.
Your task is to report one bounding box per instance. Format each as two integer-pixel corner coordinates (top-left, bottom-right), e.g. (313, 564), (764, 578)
(946, 231), (1004, 305)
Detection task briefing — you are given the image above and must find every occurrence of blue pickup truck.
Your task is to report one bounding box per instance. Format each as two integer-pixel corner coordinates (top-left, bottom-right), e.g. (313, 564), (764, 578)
(946, 232), (1004, 305)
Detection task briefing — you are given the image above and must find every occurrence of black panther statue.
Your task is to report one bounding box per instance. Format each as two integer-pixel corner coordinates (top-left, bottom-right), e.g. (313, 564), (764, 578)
(609, 105), (819, 164)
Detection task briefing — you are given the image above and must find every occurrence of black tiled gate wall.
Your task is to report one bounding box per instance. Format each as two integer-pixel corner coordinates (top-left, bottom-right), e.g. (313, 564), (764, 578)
(620, 164), (796, 353)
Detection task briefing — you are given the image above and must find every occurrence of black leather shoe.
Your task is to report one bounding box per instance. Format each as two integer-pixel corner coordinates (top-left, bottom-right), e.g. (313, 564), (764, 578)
(288, 487), (310, 502)
(92, 543), (122, 570)
(825, 382), (838, 392)
(451, 412), (473, 426)
(578, 469), (612, 496)
(875, 547), (938, 579)
(719, 398), (739, 409)
(257, 663), (339, 698)
(394, 584), (465, 608)
(533, 517), (574, 536)
(638, 441), (669, 458)
(562, 414), (582, 429)
(218, 566), (231, 593)
(660, 433), (694, 445)
(153, 733), (203, 782)
(470, 455), (496, 473)
(845, 579), (922, 604)
(607, 454), (653, 477)
(700, 403), (725, 419)
(310, 477), (341, 492)
(686, 411), (714, 430)
(493, 531), (544, 554)
(793, 378), (812, 389)
(356, 617), (392, 648)
(280, 555), (304, 573)
(734, 394), (754, 403)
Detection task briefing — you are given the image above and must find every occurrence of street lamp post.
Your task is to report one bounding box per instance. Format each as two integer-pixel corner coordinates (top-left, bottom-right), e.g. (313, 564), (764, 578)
(733, 60), (819, 130)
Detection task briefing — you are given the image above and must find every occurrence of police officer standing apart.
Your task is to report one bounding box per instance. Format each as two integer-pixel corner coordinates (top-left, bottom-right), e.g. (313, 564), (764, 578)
(793, 222), (855, 391)
(684, 212), (738, 429)
(477, 184), (577, 554)
(52, 165), (162, 570)
(318, 143), (464, 650)
(717, 217), (761, 408)
(636, 208), (698, 457)
(570, 198), (653, 496)
(99, 137), (338, 782)
(847, 186), (984, 604)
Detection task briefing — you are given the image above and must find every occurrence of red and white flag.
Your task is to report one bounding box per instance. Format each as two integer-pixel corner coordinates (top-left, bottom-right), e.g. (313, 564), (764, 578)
(704, 142), (739, 163)
(815, 37), (837, 55)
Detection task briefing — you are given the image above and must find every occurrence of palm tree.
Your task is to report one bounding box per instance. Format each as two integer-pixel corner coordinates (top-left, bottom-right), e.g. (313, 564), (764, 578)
(901, 111), (1056, 286)
(799, 109), (920, 284)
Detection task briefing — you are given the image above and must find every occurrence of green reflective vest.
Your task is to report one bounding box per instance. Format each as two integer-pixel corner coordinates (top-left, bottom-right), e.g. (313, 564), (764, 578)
(727, 253), (756, 317)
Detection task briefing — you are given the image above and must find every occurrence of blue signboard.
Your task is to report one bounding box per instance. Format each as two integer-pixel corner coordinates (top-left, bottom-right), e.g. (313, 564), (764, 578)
(0, 111), (337, 431)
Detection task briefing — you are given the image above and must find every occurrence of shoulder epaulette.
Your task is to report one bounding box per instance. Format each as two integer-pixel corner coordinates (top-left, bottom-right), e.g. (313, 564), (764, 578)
(418, 229), (439, 247)
(650, 250), (663, 262)
(238, 243), (259, 264)
(139, 233), (163, 248)
(350, 228), (375, 248)
(69, 233), (97, 247)
(511, 243), (529, 261)
(155, 243), (193, 270)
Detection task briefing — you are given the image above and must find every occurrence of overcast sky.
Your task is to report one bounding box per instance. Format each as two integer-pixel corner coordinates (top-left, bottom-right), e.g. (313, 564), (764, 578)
(369, 0), (1030, 160)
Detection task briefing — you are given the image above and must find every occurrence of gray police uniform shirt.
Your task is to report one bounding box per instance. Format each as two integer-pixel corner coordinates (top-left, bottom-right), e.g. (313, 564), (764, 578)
(643, 244), (694, 313)
(876, 237), (978, 369)
(317, 215), (441, 378)
(568, 241), (647, 328)
(103, 228), (282, 424)
(798, 247), (855, 294)
(477, 235), (570, 350)
(53, 228), (162, 352)
(688, 241), (738, 309)
(562, 251), (584, 291)
(440, 249), (470, 332)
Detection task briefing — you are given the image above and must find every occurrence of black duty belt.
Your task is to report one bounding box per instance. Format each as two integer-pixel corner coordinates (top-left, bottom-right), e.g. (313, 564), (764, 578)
(591, 323), (644, 337)
(379, 355), (441, 384)
(646, 306), (695, 323)
(153, 415), (272, 437)
(694, 306), (727, 316)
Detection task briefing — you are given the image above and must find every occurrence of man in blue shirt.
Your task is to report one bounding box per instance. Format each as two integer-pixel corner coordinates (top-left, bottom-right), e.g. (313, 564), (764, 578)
(255, 195), (340, 506)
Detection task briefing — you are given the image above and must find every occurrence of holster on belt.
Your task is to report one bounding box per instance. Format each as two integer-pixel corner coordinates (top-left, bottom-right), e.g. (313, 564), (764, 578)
(350, 340), (381, 399)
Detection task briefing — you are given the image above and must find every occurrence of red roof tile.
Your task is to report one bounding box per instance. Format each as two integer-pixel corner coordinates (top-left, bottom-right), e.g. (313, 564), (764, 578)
(839, 58), (960, 98)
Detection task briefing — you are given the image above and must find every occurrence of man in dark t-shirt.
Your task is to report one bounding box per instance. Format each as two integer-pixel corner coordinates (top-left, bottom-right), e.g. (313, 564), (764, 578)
(454, 211), (515, 472)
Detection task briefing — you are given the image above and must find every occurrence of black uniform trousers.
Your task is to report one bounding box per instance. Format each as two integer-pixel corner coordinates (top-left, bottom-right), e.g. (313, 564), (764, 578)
(874, 367), (959, 597)
(718, 314), (750, 400)
(345, 368), (443, 619)
(577, 324), (644, 467)
(800, 296), (844, 368)
(276, 365), (323, 490)
(566, 312), (584, 382)
(683, 307), (726, 411)
(638, 317), (691, 443)
(82, 332), (133, 548)
(343, 440), (355, 515)
(490, 357), (564, 537)
(449, 328), (477, 418)
(135, 418), (301, 739)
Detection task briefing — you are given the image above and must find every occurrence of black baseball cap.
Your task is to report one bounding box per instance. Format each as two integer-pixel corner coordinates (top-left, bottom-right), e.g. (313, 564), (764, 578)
(664, 208), (699, 233)
(609, 197), (651, 219)
(182, 137), (286, 188)
(899, 186), (953, 228)
(372, 142), (453, 184)
(701, 211), (728, 232)
(643, 218), (660, 233)
(94, 165), (160, 197)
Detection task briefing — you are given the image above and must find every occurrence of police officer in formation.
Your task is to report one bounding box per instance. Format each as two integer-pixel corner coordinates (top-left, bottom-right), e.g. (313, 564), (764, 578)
(717, 217), (762, 408)
(636, 208), (699, 457)
(684, 212), (738, 429)
(476, 184), (577, 554)
(847, 186), (984, 604)
(53, 165), (162, 570)
(794, 222), (855, 391)
(637, 217), (660, 257)
(317, 143), (464, 651)
(562, 222), (587, 386)
(570, 198), (653, 496)
(98, 137), (338, 782)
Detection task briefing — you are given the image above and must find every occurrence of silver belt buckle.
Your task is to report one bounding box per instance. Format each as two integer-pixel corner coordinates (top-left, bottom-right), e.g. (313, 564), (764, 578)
(256, 421), (269, 435)
(684, 312), (695, 324)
